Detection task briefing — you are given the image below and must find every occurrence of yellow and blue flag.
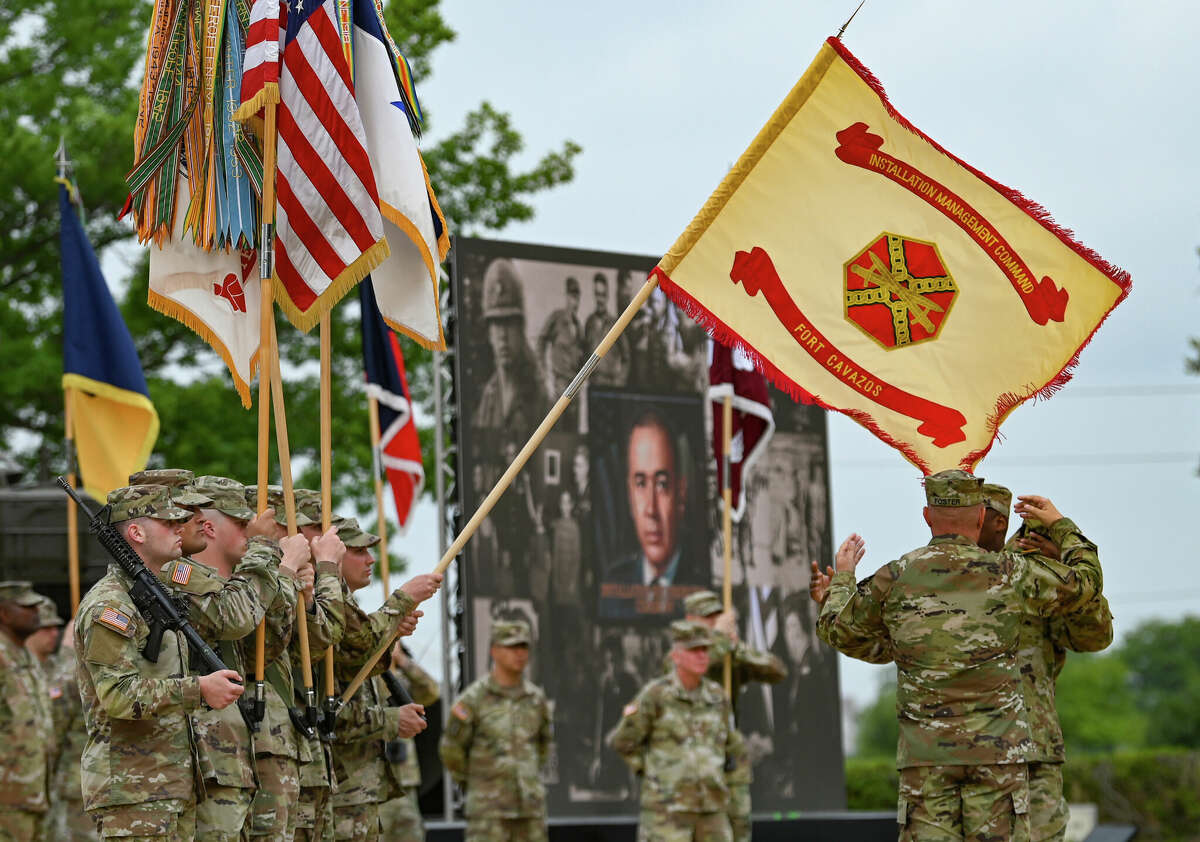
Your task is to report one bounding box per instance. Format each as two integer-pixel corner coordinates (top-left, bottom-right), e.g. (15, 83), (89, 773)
(59, 180), (159, 499)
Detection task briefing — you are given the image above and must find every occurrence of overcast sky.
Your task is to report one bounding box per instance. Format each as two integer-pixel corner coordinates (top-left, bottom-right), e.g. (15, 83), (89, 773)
(354, 0), (1200, 710)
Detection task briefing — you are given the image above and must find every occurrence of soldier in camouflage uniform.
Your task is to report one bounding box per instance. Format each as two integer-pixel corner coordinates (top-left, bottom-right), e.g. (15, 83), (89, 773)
(817, 470), (1104, 842)
(47, 619), (96, 841)
(330, 517), (437, 841)
(74, 485), (245, 841)
(440, 620), (552, 842)
(610, 620), (740, 842)
(290, 489), (349, 842)
(25, 595), (64, 841)
(986, 486), (1113, 842)
(681, 591), (786, 842)
(155, 472), (312, 842)
(0, 581), (56, 841)
(25, 595), (63, 669)
(379, 641), (441, 840)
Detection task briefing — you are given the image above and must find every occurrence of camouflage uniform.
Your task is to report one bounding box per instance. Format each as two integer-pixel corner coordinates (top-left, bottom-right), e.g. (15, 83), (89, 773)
(158, 544), (280, 842)
(379, 657), (440, 840)
(610, 621), (738, 842)
(818, 471), (1104, 842)
(1006, 522), (1114, 842)
(47, 645), (96, 840)
(440, 621), (551, 842)
(0, 582), (56, 841)
(681, 591), (787, 842)
(74, 485), (202, 841)
(330, 524), (420, 842)
(291, 556), (348, 842)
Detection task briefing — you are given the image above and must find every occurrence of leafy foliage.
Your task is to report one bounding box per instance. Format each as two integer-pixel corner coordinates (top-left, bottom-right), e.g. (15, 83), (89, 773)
(853, 678), (898, 759)
(4, 0), (582, 571)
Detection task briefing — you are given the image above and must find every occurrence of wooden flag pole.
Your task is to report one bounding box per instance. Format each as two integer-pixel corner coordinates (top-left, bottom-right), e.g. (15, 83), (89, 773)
(251, 100), (280, 731)
(267, 316), (315, 720)
(367, 395), (390, 594)
(721, 393), (734, 697)
(320, 313), (337, 704)
(337, 274), (661, 706)
(64, 388), (81, 615)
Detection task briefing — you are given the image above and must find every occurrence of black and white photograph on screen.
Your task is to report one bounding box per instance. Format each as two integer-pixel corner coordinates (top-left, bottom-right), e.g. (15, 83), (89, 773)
(451, 238), (845, 816)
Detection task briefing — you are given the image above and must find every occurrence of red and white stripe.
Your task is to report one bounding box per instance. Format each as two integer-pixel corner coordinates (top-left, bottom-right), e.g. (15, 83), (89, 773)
(275, 0), (383, 315)
(239, 0), (284, 113)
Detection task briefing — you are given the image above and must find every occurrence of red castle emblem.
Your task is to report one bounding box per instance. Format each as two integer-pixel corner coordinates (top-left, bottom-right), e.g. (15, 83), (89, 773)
(214, 273), (248, 314)
(843, 232), (957, 350)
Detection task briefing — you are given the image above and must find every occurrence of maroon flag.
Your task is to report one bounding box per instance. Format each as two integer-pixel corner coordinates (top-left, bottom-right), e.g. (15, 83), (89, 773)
(709, 341), (775, 521)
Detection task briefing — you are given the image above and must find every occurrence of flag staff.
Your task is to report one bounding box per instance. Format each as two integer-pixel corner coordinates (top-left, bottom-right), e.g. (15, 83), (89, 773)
(721, 393), (734, 696)
(319, 313), (338, 712)
(255, 99), (318, 727)
(56, 139), (82, 616)
(367, 394), (391, 594)
(339, 272), (662, 704)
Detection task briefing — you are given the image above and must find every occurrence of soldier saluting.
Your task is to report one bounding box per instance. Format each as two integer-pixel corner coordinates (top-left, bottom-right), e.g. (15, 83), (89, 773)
(74, 485), (245, 840)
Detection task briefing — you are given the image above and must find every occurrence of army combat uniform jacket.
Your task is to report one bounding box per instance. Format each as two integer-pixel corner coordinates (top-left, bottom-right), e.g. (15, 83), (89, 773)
(0, 628), (55, 823)
(159, 548), (278, 791)
(608, 672), (738, 814)
(75, 566), (205, 813)
(330, 584), (419, 808)
(439, 676), (552, 820)
(818, 517), (1102, 768)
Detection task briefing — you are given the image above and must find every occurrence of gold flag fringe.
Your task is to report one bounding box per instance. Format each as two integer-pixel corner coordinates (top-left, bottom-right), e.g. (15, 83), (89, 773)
(273, 238), (391, 333)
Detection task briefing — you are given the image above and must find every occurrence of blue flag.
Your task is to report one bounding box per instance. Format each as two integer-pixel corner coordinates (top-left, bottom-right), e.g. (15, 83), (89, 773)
(60, 181), (159, 498)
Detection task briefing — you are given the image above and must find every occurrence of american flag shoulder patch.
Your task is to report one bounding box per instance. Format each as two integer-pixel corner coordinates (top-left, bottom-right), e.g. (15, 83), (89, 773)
(622, 703), (638, 717)
(98, 607), (132, 634)
(48, 685), (63, 700)
(451, 702), (470, 721)
(171, 562), (193, 585)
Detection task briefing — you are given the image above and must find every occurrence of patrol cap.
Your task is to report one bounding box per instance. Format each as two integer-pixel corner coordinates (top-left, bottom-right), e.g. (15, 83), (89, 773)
(107, 485), (192, 523)
(294, 489), (322, 524)
(565, 275), (580, 295)
(33, 595), (64, 628)
(333, 517), (380, 548)
(923, 469), (984, 507)
(128, 469), (214, 507)
(982, 483), (1012, 517)
(490, 619), (532, 647)
(0, 581), (43, 607)
(670, 619), (713, 649)
(192, 476), (255, 521)
(482, 259), (525, 321)
(682, 590), (722, 618)
(245, 486), (315, 527)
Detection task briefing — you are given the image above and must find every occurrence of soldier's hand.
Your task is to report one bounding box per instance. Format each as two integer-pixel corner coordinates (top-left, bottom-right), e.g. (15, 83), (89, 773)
(808, 561), (834, 605)
(835, 534), (866, 573)
(399, 573), (443, 603)
(1014, 495), (1063, 527)
(295, 563), (316, 606)
(199, 669), (245, 710)
(391, 639), (410, 669)
(310, 527), (346, 566)
(1016, 531), (1060, 559)
(396, 611), (422, 638)
(714, 610), (738, 643)
(279, 533), (313, 574)
(247, 508), (284, 540)
(396, 703), (427, 738)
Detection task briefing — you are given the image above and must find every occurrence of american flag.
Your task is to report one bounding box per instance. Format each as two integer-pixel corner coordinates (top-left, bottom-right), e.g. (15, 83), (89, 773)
(240, 0), (387, 331)
(237, 0), (284, 120)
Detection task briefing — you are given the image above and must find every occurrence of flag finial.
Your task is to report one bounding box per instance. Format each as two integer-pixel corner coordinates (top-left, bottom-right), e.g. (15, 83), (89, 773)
(55, 136), (72, 181)
(837, 0), (866, 39)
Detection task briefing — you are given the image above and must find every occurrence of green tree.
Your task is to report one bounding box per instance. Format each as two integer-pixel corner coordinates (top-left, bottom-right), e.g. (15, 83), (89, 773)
(1120, 617), (1200, 749)
(5, 0), (581, 571)
(1054, 651), (1148, 754)
(853, 678), (898, 759)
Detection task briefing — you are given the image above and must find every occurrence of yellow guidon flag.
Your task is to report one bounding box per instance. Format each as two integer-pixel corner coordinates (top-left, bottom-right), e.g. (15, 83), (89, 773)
(656, 37), (1130, 474)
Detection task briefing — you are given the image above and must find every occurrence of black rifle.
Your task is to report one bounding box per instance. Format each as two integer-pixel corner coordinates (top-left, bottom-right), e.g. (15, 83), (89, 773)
(58, 477), (256, 732)
(381, 669), (421, 764)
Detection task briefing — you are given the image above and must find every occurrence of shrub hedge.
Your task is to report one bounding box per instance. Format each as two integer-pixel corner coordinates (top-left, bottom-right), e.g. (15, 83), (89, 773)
(845, 750), (1200, 841)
